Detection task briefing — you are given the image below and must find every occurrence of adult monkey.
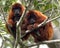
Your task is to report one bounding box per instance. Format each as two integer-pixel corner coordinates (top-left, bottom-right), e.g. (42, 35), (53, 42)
(6, 3), (25, 38)
(21, 10), (53, 42)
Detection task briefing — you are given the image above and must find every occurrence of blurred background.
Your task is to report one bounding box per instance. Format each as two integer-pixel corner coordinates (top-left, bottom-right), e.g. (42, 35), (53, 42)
(0, 0), (60, 48)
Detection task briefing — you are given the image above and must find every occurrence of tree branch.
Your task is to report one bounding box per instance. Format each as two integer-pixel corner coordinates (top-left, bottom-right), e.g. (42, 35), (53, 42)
(14, 0), (33, 48)
(28, 39), (60, 47)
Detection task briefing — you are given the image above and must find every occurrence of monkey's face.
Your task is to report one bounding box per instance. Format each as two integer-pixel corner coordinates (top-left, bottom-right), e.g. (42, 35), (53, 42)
(27, 13), (36, 25)
(12, 7), (21, 22)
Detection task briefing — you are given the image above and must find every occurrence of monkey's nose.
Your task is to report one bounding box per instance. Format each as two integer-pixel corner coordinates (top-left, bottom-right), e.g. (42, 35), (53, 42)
(30, 19), (35, 24)
(14, 9), (20, 15)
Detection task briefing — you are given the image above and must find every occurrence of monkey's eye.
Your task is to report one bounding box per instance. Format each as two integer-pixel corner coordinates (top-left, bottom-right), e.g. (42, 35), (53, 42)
(13, 8), (20, 13)
(12, 7), (21, 11)
(13, 8), (20, 11)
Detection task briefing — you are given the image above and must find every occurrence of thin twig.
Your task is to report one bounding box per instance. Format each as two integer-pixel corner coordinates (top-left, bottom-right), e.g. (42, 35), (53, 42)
(13, 30), (18, 48)
(43, 7), (57, 14)
(28, 39), (60, 47)
(1, 6), (7, 23)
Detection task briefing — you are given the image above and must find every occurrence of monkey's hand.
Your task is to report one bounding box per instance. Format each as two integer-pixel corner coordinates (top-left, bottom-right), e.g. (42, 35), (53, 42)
(27, 25), (34, 30)
(33, 23), (39, 28)
(27, 23), (38, 30)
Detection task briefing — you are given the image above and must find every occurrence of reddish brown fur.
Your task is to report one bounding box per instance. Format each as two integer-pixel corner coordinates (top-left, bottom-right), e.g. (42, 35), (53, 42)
(7, 3), (25, 26)
(6, 3), (25, 38)
(21, 10), (53, 42)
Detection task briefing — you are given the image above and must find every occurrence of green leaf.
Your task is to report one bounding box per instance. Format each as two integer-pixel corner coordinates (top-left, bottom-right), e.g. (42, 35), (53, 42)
(33, 0), (38, 5)
(53, 20), (59, 27)
(3, 0), (16, 12)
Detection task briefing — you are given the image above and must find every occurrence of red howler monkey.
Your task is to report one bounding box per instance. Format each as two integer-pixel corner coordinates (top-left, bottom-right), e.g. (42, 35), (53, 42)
(21, 10), (53, 42)
(6, 3), (25, 38)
